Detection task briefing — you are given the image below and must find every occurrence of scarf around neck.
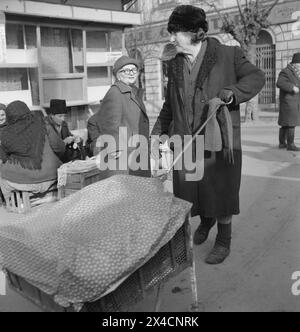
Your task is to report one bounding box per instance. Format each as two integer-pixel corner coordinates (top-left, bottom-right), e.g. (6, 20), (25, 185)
(1, 101), (46, 170)
(205, 98), (234, 164)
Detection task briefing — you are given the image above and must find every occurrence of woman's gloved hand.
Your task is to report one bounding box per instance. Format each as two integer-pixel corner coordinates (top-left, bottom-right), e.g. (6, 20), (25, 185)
(219, 89), (234, 104)
(64, 136), (75, 145)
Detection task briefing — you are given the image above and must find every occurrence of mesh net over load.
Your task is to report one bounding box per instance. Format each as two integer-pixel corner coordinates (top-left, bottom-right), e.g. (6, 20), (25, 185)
(0, 175), (191, 308)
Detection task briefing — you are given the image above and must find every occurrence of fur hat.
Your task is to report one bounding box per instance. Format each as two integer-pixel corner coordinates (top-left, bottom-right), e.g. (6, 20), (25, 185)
(113, 56), (140, 76)
(47, 99), (67, 115)
(292, 53), (300, 64)
(168, 5), (208, 34)
(0, 103), (6, 111)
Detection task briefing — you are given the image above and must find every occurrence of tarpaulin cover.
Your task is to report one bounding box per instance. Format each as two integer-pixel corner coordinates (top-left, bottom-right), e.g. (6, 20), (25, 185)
(0, 175), (191, 308)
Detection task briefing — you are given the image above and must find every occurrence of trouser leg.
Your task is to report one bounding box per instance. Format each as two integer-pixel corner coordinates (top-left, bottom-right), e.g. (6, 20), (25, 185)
(279, 127), (287, 148)
(287, 127), (300, 151)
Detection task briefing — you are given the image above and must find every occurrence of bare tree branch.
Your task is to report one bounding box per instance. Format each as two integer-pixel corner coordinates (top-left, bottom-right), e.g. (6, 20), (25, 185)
(264, 0), (280, 16)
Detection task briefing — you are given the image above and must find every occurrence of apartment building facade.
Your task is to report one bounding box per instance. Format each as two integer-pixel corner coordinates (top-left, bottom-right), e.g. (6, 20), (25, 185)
(0, 0), (141, 129)
(125, 0), (300, 117)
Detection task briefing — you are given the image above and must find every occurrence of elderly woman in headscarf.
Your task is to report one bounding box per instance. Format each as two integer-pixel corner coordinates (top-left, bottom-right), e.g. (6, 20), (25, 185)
(87, 55), (150, 178)
(0, 103), (7, 143)
(0, 101), (66, 202)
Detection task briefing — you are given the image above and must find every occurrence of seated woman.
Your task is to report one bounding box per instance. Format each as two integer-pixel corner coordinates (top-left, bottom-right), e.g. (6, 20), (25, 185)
(0, 103), (7, 141)
(46, 99), (85, 162)
(0, 101), (66, 203)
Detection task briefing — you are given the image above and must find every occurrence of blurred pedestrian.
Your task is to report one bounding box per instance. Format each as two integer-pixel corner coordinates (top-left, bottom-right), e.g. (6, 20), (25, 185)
(277, 53), (300, 151)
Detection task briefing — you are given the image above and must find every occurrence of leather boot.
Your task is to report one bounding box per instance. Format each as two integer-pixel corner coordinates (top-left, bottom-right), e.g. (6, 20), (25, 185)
(193, 217), (216, 246)
(279, 127), (287, 149)
(287, 127), (300, 151)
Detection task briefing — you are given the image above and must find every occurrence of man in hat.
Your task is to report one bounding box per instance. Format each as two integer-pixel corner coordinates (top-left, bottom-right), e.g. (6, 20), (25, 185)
(151, 5), (265, 264)
(46, 99), (83, 162)
(277, 52), (300, 151)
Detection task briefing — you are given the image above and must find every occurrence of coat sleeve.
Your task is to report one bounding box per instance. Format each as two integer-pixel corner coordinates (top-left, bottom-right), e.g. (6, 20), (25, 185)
(61, 121), (73, 140)
(46, 121), (66, 160)
(276, 70), (295, 93)
(151, 64), (173, 137)
(87, 115), (101, 154)
(226, 47), (266, 105)
(95, 87), (123, 154)
(0, 145), (8, 163)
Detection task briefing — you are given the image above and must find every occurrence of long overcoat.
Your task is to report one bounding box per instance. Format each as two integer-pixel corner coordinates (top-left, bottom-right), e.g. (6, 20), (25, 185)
(88, 81), (150, 178)
(152, 38), (265, 218)
(276, 66), (300, 127)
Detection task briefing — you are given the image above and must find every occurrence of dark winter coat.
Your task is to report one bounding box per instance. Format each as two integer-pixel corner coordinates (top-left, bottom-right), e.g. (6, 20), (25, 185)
(88, 81), (151, 178)
(152, 38), (265, 218)
(276, 66), (300, 127)
(0, 121), (65, 184)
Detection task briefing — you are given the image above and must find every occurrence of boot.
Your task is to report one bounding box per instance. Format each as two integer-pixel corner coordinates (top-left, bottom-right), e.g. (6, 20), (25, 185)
(193, 217), (216, 246)
(287, 127), (300, 151)
(205, 223), (231, 265)
(279, 127), (287, 149)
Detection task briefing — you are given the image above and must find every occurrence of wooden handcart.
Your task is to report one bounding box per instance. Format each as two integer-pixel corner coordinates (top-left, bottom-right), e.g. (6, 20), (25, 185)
(4, 168), (199, 312)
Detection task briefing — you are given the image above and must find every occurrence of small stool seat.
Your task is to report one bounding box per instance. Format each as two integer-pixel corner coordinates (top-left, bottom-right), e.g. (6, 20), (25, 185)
(5, 190), (58, 214)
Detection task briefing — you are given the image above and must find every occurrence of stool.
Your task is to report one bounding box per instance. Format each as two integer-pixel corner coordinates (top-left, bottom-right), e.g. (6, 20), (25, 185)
(5, 190), (58, 214)
(5, 191), (31, 214)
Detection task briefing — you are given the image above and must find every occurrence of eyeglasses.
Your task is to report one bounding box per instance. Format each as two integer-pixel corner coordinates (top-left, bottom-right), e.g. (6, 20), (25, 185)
(119, 68), (138, 75)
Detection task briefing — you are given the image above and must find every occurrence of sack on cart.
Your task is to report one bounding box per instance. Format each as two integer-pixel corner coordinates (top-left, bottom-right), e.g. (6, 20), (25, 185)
(0, 175), (191, 310)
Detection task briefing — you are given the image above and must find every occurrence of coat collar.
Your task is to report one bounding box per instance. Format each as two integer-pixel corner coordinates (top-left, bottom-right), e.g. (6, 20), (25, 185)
(114, 80), (132, 93)
(114, 81), (148, 118)
(171, 37), (219, 89)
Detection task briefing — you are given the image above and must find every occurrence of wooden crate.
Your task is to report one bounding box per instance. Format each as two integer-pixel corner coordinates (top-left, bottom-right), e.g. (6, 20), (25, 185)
(58, 167), (105, 198)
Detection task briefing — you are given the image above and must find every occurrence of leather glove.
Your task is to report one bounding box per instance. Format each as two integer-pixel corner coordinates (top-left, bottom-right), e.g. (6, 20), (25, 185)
(219, 89), (234, 104)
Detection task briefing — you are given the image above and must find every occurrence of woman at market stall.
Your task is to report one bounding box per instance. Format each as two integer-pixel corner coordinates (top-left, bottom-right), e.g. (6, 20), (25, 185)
(87, 55), (151, 178)
(0, 101), (66, 204)
(0, 103), (7, 141)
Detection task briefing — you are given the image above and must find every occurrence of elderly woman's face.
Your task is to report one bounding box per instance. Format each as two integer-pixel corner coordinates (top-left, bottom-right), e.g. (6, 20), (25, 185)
(0, 109), (6, 125)
(117, 65), (139, 86)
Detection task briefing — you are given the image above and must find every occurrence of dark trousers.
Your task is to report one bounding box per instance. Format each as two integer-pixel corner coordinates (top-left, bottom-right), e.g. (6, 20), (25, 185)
(279, 126), (296, 146)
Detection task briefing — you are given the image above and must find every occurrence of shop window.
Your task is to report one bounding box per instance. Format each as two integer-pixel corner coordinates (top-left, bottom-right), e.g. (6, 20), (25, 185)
(6, 24), (37, 50)
(110, 31), (123, 52)
(86, 31), (108, 52)
(87, 67), (110, 87)
(87, 66), (111, 102)
(41, 27), (72, 74)
(25, 26), (37, 49)
(6, 24), (24, 49)
(71, 29), (84, 73)
(0, 68), (28, 91)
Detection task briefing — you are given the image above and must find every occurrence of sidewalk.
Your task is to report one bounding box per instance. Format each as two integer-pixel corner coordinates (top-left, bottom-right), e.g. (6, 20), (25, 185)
(0, 123), (299, 312)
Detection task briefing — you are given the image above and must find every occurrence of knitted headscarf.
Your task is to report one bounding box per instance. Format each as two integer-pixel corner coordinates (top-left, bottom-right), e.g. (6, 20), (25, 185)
(0, 103), (6, 129)
(1, 101), (46, 170)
